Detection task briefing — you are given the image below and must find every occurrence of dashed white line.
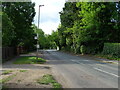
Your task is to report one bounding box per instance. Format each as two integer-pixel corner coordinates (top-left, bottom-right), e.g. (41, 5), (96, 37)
(71, 60), (80, 64)
(94, 67), (119, 77)
(71, 60), (119, 77)
(96, 64), (118, 71)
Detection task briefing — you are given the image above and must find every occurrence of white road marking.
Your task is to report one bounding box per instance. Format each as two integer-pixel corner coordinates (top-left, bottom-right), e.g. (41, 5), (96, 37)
(94, 67), (119, 77)
(96, 64), (118, 71)
(71, 60), (80, 63)
(71, 60), (94, 67)
(71, 60), (119, 77)
(83, 60), (89, 61)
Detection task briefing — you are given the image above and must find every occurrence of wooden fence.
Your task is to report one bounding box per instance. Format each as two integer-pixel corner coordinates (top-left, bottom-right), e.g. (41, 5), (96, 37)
(2, 46), (27, 63)
(2, 47), (17, 62)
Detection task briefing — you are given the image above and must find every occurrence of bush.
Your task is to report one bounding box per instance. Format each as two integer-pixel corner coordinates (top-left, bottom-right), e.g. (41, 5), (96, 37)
(86, 46), (96, 54)
(102, 43), (120, 58)
(80, 45), (86, 55)
(79, 41), (104, 55)
(74, 44), (80, 54)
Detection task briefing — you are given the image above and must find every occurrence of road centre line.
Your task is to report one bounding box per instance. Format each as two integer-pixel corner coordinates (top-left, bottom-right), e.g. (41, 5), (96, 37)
(96, 64), (118, 71)
(71, 60), (80, 64)
(71, 60), (119, 77)
(94, 67), (119, 77)
(71, 60), (94, 67)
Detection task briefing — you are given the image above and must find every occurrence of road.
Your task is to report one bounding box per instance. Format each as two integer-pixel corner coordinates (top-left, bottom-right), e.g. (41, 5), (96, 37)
(43, 50), (119, 88)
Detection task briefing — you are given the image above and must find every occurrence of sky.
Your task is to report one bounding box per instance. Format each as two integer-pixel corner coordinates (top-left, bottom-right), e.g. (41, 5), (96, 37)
(32, 0), (65, 35)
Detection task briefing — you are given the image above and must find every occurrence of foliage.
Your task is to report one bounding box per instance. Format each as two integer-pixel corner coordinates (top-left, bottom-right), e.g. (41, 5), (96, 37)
(2, 1), (119, 58)
(55, 2), (119, 57)
(2, 2), (36, 51)
(13, 56), (46, 64)
(2, 12), (14, 46)
(38, 29), (48, 49)
(80, 45), (86, 55)
(50, 30), (60, 49)
(32, 24), (51, 49)
(102, 43), (120, 58)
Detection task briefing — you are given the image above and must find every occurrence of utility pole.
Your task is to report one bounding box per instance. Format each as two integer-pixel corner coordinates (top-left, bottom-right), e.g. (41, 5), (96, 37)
(36, 5), (44, 60)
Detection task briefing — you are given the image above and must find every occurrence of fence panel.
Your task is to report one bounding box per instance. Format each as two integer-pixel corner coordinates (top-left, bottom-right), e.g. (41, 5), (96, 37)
(2, 47), (17, 62)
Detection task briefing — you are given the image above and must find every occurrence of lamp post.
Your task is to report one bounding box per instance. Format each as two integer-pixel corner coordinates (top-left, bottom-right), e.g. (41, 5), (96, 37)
(38, 5), (44, 28)
(36, 5), (44, 60)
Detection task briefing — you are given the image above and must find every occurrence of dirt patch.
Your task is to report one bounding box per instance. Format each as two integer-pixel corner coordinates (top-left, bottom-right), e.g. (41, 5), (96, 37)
(2, 69), (53, 88)
(1, 51), (62, 89)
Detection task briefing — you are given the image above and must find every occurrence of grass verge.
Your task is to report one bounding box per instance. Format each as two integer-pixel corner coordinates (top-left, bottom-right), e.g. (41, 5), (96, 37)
(37, 74), (62, 88)
(13, 56), (46, 64)
(19, 70), (27, 72)
(2, 70), (13, 75)
(0, 74), (16, 84)
(95, 54), (120, 61)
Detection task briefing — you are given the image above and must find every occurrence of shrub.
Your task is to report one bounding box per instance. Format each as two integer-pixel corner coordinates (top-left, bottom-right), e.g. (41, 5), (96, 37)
(80, 45), (86, 55)
(102, 43), (120, 58)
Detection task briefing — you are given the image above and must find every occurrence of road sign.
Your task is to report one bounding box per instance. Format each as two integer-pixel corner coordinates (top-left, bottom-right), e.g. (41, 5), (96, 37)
(34, 36), (37, 39)
(37, 44), (39, 48)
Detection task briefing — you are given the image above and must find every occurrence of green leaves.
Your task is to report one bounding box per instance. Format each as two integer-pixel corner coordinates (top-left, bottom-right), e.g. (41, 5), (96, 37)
(2, 2), (36, 49)
(57, 2), (119, 55)
(2, 12), (14, 46)
(1, 2), (39, 52)
(102, 43), (120, 58)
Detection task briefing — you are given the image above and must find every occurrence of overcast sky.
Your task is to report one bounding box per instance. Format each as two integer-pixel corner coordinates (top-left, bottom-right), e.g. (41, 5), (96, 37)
(31, 0), (65, 35)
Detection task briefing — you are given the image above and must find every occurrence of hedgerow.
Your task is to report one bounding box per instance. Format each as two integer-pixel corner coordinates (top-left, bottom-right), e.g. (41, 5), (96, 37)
(102, 43), (120, 58)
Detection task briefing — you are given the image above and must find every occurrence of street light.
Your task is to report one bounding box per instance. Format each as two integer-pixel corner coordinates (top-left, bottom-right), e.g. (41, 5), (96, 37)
(38, 5), (44, 28)
(36, 5), (44, 60)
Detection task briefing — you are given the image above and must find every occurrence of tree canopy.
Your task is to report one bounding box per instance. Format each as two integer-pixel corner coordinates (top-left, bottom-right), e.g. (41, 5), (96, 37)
(2, 2), (119, 54)
(51, 2), (120, 54)
(2, 2), (36, 51)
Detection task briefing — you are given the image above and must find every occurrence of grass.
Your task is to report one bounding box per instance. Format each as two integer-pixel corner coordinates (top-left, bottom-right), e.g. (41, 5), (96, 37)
(2, 70), (13, 75)
(19, 70), (27, 72)
(37, 74), (62, 88)
(95, 54), (120, 61)
(13, 56), (46, 64)
(1, 74), (16, 84)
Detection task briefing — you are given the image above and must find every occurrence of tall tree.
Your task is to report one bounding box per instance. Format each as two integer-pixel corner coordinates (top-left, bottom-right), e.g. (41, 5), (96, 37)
(59, 2), (79, 52)
(58, 2), (118, 54)
(2, 12), (14, 46)
(2, 2), (36, 47)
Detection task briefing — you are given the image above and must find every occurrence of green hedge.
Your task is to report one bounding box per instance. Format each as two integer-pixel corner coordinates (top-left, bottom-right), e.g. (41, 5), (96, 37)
(80, 44), (101, 54)
(102, 43), (120, 57)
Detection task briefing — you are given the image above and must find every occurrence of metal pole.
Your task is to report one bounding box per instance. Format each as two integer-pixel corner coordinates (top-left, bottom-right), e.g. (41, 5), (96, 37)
(36, 5), (44, 60)
(36, 6), (40, 60)
(38, 5), (40, 28)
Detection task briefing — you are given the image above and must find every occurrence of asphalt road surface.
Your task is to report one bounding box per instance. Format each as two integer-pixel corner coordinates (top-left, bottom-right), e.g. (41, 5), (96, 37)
(43, 50), (119, 88)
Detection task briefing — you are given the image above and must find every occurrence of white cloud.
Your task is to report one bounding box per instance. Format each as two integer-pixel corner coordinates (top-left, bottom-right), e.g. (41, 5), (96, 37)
(32, 0), (65, 34)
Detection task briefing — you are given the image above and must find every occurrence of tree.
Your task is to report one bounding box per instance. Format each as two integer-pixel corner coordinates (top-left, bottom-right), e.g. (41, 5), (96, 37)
(32, 24), (51, 49)
(57, 2), (118, 54)
(2, 12), (14, 47)
(51, 30), (60, 49)
(75, 2), (117, 54)
(2, 2), (36, 47)
(59, 2), (79, 52)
